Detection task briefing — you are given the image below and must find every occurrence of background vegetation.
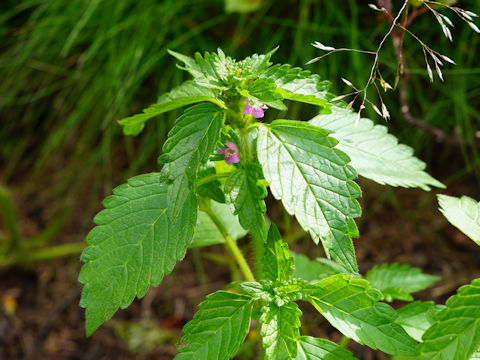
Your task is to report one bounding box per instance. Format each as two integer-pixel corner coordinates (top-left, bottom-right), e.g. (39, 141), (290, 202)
(0, 0), (479, 358)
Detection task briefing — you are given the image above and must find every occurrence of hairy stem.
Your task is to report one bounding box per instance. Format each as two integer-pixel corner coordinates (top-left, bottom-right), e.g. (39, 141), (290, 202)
(205, 207), (255, 282)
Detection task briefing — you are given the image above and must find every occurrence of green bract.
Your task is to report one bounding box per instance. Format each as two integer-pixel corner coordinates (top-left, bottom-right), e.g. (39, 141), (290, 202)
(79, 48), (478, 359)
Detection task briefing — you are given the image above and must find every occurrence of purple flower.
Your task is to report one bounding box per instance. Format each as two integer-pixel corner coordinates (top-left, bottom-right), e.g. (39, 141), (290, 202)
(217, 142), (240, 165)
(243, 98), (268, 118)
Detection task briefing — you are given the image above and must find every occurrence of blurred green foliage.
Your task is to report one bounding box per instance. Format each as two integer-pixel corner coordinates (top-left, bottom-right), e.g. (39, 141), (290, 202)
(0, 0), (478, 211)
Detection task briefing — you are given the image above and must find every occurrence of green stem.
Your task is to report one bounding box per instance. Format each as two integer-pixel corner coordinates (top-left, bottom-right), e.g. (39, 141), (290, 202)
(195, 173), (230, 188)
(239, 125), (265, 279)
(205, 207), (255, 282)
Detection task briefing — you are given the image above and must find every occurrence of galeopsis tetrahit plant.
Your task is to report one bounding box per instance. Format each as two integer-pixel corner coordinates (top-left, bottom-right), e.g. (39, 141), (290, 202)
(78, 48), (480, 360)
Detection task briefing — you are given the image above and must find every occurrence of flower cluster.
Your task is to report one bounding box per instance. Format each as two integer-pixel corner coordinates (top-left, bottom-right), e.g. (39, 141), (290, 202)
(243, 99), (268, 118)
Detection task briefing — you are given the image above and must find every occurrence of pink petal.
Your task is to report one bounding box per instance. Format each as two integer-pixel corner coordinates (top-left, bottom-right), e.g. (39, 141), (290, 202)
(217, 148), (226, 154)
(225, 153), (240, 165)
(243, 105), (252, 115)
(225, 142), (238, 152)
(243, 98), (253, 115)
(252, 106), (265, 118)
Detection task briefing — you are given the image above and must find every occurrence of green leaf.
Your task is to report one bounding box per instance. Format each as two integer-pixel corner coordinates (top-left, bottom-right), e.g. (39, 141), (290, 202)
(259, 64), (331, 107)
(261, 224), (294, 282)
(295, 336), (357, 360)
(240, 48), (278, 77)
(247, 78), (287, 110)
(260, 301), (302, 360)
(365, 263), (440, 302)
(290, 252), (343, 283)
(395, 301), (443, 342)
(224, 165), (267, 243)
(438, 194), (480, 245)
(418, 278), (480, 360)
(168, 50), (225, 84)
(305, 274), (417, 356)
(309, 107), (445, 190)
(118, 81), (224, 135)
(196, 165), (226, 204)
(257, 121), (362, 274)
(159, 103), (225, 217)
(190, 201), (247, 248)
(79, 173), (197, 335)
(176, 291), (254, 360)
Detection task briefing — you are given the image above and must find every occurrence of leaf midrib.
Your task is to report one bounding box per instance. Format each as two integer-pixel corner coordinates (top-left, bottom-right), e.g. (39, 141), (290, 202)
(182, 299), (252, 356)
(266, 126), (351, 235)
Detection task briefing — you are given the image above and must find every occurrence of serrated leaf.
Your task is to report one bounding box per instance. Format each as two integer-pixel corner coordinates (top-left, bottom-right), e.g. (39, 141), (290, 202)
(305, 274), (417, 356)
(168, 50), (225, 84)
(176, 291), (253, 360)
(79, 173), (197, 335)
(118, 81), (224, 135)
(261, 224), (294, 282)
(247, 78), (287, 110)
(259, 64), (331, 107)
(438, 194), (480, 245)
(159, 103), (225, 217)
(240, 47), (278, 76)
(395, 301), (443, 342)
(309, 107), (445, 190)
(240, 281), (272, 300)
(257, 121), (362, 274)
(260, 301), (302, 360)
(295, 336), (358, 360)
(290, 252), (343, 283)
(190, 201), (248, 248)
(224, 165), (267, 243)
(418, 279), (480, 360)
(365, 263), (440, 302)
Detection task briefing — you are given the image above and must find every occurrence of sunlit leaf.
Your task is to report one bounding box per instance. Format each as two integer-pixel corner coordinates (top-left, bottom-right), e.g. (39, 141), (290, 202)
(305, 274), (417, 356)
(395, 301), (443, 342)
(261, 301), (302, 360)
(79, 174), (197, 335)
(438, 194), (480, 245)
(257, 121), (361, 273)
(176, 291), (254, 360)
(159, 103), (225, 217)
(310, 107), (445, 190)
(419, 279), (480, 360)
(261, 224), (294, 282)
